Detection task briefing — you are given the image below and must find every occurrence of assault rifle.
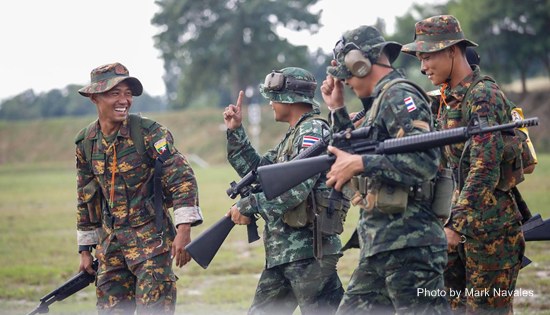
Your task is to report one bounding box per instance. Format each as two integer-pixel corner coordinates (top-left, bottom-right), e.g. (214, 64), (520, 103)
(257, 117), (539, 200)
(185, 135), (331, 269)
(27, 260), (98, 315)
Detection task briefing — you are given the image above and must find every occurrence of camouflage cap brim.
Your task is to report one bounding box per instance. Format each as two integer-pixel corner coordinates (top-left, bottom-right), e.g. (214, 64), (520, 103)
(401, 38), (478, 55)
(78, 77), (143, 97)
(326, 63), (353, 80)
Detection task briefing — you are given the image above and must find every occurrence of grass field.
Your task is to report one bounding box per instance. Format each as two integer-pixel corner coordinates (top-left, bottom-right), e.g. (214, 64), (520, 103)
(1, 155), (549, 315)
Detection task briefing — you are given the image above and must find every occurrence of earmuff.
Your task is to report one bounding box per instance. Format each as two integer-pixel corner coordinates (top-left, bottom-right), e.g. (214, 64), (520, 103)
(344, 50), (372, 78)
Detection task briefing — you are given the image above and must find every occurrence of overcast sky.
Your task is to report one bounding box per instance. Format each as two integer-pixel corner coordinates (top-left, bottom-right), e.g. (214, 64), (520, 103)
(0, 0), (440, 101)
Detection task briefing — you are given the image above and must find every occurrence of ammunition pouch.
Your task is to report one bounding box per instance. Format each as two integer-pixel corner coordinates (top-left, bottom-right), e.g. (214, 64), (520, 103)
(313, 190), (350, 235)
(82, 180), (102, 224)
(282, 190), (350, 236)
(375, 183), (409, 214)
(496, 131), (525, 192)
(283, 198), (315, 228)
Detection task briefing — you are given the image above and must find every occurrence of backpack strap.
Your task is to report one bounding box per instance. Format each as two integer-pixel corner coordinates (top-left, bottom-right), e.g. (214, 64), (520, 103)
(460, 75), (496, 123)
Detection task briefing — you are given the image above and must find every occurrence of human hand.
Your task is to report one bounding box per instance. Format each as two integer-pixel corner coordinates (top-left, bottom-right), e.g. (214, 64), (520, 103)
(226, 205), (251, 225)
(445, 227), (462, 252)
(326, 146), (364, 191)
(172, 224), (192, 267)
(321, 60), (345, 110)
(223, 90), (244, 130)
(79, 251), (96, 275)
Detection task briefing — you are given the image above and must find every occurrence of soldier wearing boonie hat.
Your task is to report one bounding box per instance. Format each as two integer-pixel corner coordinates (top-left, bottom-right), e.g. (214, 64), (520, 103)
(75, 62), (202, 314)
(223, 67), (347, 314)
(320, 25), (450, 314)
(78, 62), (143, 96)
(403, 15), (526, 314)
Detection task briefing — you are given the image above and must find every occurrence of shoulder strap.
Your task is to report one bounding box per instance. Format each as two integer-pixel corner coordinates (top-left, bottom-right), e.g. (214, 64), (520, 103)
(461, 75), (496, 121)
(367, 78), (430, 126)
(75, 119), (99, 166)
(128, 114), (146, 155)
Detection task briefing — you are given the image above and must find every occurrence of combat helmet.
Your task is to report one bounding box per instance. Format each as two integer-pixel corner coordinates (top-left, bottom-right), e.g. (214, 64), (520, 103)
(260, 67), (320, 113)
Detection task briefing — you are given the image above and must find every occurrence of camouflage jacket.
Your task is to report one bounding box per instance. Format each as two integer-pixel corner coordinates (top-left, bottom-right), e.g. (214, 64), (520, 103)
(227, 112), (341, 268)
(330, 70), (446, 258)
(75, 117), (202, 262)
(438, 66), (522, 237)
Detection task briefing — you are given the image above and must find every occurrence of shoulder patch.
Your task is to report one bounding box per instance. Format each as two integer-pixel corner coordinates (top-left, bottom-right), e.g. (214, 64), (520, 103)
(302, 135), (320, 148)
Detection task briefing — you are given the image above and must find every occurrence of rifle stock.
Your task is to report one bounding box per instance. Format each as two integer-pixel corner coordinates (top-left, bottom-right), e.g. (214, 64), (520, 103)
(27, 260), (98, 315)
(258, 118), (539, 200)
(185, 216), (236, 269)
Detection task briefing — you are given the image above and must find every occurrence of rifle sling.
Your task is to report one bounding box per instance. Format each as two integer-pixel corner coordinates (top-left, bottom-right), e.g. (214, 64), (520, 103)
(154, 150), (171, 239)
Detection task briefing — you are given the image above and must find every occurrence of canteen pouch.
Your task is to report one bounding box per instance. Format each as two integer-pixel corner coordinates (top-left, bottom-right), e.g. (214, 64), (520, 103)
(431, 168), (454, 221)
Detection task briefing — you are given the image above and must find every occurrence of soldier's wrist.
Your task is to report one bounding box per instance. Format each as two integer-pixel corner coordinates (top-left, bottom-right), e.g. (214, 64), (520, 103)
(78, 245), (95, 254)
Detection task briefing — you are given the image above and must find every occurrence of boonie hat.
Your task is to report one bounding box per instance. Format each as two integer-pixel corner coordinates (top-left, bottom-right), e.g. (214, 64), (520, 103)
(259, 67), (320, 113)
(78, 62), (143, 97)
(327, 25), (402, 80)
(401, 15), (478, 55)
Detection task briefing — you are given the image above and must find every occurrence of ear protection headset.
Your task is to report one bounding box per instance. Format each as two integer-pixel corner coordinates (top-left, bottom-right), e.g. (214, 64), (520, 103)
(344, 49), (373, 78)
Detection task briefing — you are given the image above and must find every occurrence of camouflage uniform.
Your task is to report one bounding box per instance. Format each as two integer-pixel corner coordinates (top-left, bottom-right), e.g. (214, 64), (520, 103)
(76, 63), (203, 314)
(327, 26), (449, 314)
(402, 15), (525, 314)
(227, 67), (344, 315)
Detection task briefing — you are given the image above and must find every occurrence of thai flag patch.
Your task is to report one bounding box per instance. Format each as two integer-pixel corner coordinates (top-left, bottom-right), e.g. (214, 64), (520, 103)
(404, 96), (417, 112)
(302, 135), (320, 147)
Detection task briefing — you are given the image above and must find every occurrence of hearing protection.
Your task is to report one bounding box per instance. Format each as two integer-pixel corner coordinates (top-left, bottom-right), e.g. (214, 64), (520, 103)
(344, 49), (373, 78)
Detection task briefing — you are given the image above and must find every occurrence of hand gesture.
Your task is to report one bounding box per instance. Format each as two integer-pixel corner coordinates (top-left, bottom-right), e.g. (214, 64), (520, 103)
(321, 60), (345, 110)
(224, 90), (244, 130)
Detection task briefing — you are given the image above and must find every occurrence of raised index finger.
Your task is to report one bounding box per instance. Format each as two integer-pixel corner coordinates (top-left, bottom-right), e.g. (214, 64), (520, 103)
(235, 90), (244, 112)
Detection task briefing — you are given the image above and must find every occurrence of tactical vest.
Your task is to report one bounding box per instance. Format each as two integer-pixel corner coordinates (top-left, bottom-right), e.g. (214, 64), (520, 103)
(351, 79), (452, 220)
(75, 114), (171, 236)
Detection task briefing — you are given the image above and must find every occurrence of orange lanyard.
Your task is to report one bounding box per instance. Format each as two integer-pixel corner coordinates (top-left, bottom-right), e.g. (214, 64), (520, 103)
(109, 145), (117, 208)
(437, 82), (449, 120)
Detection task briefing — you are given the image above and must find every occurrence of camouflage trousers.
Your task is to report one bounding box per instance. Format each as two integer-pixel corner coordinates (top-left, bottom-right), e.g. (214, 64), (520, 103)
(95, 235), (178, 315)
(445, 226), (524, 315)
(248, 254), (344, 315)
(337, 246), (450, 315)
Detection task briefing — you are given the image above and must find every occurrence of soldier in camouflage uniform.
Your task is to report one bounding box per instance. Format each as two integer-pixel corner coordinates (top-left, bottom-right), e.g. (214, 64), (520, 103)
(75, 62), (203, 314)
(402, 15), (525, 314)
(321, 25), (450, 314)
(223, 67), (345, 315)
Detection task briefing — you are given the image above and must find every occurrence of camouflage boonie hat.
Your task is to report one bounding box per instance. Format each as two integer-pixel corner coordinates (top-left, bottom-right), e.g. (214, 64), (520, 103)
(78, 62), (143, 97)
(401, 15), (478, 55)
(259, 67), (320, 112)
(327, 25), (402, 80)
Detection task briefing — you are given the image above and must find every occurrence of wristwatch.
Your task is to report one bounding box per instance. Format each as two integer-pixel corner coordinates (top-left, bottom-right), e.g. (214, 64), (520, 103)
(78, 245), (94, 254)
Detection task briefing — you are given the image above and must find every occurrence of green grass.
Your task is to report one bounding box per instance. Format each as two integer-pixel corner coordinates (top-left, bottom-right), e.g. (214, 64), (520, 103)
(0, 156), (549, 314)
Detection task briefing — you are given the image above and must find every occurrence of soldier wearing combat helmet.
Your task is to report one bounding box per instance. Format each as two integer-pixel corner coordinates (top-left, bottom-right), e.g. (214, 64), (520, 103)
(224, 67), (348, 315)
(75, 62), (203, 314)
(402, 15), (525, 313)
(321, 25), (450, 314)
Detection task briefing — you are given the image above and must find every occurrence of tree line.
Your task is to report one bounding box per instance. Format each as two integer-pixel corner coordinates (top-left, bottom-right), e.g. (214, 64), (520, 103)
(1, 0), (548, 120)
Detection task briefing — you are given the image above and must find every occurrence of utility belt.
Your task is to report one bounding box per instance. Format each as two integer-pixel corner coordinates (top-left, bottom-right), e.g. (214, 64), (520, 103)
(349, 168), (453, 221)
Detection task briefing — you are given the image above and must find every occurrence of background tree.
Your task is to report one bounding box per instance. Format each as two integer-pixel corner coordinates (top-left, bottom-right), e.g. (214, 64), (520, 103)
(152, 0), (321, 109)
